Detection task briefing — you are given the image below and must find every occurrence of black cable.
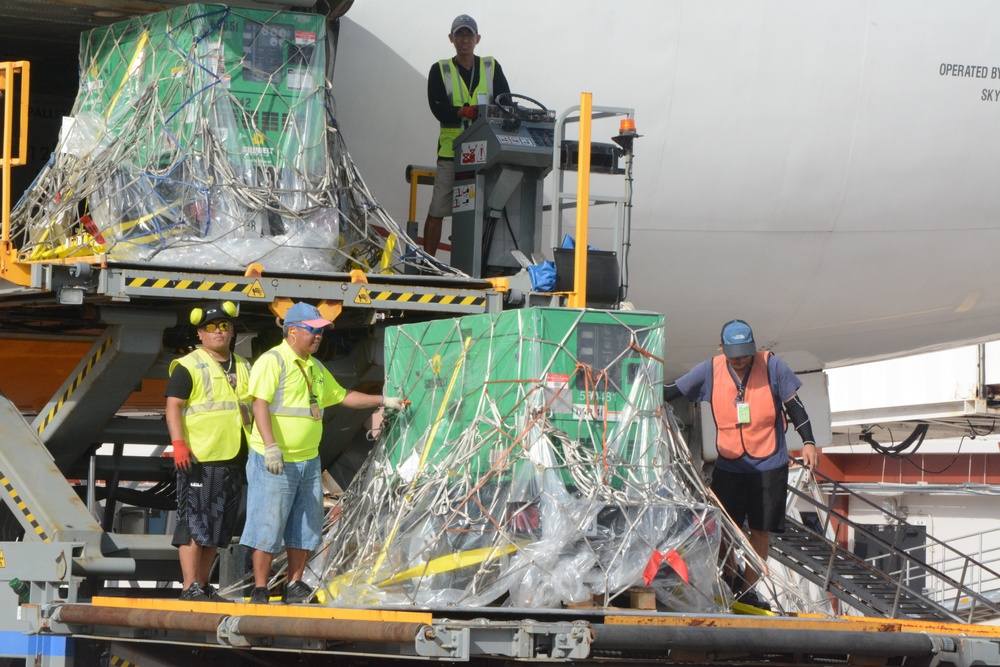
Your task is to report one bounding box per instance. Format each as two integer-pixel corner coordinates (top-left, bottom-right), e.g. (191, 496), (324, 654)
(898, 435), (964, 475)
(501, 207), (521, 253)
(481, 216), (497, 266)
(965, 418), (996, 438)
(859, 423), (929, 458)
(619, 148), (633, 302)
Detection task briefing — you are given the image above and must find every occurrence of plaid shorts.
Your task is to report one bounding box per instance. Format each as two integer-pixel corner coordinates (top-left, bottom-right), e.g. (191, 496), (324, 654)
(172, 464), (244, 548)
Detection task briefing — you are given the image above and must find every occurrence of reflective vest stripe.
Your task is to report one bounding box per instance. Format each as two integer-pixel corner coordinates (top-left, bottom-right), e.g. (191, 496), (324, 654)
(263, 350), (318, 419)
(440, 60), (452, 99)
(184, 400), (238, 415)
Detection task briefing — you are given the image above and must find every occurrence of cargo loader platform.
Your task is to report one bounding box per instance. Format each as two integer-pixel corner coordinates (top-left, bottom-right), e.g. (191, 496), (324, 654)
(15, 594), (1000, 666)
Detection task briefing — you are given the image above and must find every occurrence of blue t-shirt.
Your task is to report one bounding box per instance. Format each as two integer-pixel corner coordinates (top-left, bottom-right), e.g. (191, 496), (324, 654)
(675, 354), (802, 473)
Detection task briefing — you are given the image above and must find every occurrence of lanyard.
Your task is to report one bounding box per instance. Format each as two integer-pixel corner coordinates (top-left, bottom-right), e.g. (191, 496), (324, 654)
(294, 360), (316, 402)
(456, 57), (478, 103)
(727, 357), (755, 402)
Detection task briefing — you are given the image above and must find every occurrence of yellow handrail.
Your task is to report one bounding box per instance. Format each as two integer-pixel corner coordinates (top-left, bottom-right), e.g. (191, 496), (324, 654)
(568, 92), (592, 309)
(1, 60), (30, 286)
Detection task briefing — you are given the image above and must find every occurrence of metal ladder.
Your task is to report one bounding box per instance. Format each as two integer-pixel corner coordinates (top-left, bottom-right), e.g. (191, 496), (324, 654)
(771, 466), (1000, 623)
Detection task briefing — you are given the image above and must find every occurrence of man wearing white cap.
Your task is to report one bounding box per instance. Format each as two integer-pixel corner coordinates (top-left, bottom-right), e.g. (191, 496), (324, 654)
(422, 13), (510, 256)
(663, 319), (818, 610)
(241, 302), (407, 604)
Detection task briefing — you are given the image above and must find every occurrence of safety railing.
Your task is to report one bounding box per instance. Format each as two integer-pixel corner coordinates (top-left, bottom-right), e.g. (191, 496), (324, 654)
(785, 464), (1000, 622)
(1, 60), (30, 285)
(869, 524), (1000, 615)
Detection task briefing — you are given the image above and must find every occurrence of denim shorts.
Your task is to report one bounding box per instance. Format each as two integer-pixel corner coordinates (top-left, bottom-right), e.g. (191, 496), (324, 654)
(239, 449), (323, 554)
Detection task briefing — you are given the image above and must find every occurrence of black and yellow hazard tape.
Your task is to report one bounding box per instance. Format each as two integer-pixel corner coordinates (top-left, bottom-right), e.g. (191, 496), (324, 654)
(37, 335), (113, 437)
(124, 276), (266, 299)
(361, 289), (486, 308)
(109, 656), (135, 667)
(1, 472), (49, 541)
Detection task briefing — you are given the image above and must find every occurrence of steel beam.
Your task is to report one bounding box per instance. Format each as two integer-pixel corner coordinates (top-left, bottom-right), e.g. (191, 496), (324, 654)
(0, 394), (101, 541)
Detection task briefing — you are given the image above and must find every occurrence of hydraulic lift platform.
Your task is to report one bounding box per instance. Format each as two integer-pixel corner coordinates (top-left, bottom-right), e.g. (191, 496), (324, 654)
(0, 258), (507, 621)
(12, 590), (1000, 666)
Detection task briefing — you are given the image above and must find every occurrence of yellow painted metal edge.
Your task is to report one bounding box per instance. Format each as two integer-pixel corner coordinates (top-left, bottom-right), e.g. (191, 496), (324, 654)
(0, 243), (31, 286)
(90, 596), (432, 624)
(603, 612), (1000, 638)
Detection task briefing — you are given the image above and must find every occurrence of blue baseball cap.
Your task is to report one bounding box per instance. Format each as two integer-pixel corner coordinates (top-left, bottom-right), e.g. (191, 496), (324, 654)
(720, 319), (756, 358)
(284, 302), (333, 328)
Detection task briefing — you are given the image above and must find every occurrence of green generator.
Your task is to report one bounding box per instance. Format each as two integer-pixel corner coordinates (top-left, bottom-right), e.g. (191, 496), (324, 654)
(77, 4), (326, 171)
(68, 4), (328, 252)
(382, 308), (665, 492)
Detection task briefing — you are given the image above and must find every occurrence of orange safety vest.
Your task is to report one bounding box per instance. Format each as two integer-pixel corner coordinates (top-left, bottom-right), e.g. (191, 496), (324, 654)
(711, 351), (783, 460)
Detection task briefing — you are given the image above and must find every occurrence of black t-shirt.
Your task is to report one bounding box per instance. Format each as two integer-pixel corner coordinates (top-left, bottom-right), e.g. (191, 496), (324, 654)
(164, 364), (194, 400)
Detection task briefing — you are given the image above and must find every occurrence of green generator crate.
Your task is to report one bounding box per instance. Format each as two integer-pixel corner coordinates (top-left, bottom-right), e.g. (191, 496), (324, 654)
(77, 4), (326, 172)
(383, 308), (665, 490)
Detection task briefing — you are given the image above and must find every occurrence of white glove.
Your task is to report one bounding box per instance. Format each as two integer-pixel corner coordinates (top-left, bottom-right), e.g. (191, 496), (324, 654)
(383, 397), (408, 412)
(264, 444), (285, 475)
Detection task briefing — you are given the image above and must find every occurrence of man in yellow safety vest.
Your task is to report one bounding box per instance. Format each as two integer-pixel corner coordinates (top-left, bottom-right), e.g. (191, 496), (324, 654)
(241, 302), (408, 604)
(166, 301), (251, 602)
(422, 14), (510, 256)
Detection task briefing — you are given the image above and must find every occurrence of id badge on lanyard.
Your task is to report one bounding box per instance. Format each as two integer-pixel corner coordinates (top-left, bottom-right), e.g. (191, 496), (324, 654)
(296, 361), (323, 421)
(736, 401), (751, 424)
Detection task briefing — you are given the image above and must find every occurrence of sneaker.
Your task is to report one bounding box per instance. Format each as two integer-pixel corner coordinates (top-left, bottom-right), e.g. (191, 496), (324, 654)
(179, 582), (210, 602)
(249, 586), (270, 604)
(283, 580), (313, 604)
(203, 584), (229, 602)
(735, 587), (772, 611)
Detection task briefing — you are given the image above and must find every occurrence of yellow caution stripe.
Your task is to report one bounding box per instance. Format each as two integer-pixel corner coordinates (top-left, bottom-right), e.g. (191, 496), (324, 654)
(0, 473), (49, 541)
(109, 656), (135, 667)
(125, 276), (266, 298)
(364, 289), (485, 307)
(37, 336), (112, 437)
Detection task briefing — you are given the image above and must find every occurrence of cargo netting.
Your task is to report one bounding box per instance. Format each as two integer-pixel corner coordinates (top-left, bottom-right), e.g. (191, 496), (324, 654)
(302, 308), (824, 613)
(10, 3), (446, 275)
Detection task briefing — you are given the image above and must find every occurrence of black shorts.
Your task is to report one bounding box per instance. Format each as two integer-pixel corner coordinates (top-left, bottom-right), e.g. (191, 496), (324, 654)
(710, 465), (788, 533)
(172, 464), (244, 548)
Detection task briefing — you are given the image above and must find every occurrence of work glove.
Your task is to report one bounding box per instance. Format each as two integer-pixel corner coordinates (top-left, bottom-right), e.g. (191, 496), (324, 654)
(171, 439), (192, 472)
(264, 444), (285, 475)
(383, 397), (409, 412)
(457, 105), (478, 121)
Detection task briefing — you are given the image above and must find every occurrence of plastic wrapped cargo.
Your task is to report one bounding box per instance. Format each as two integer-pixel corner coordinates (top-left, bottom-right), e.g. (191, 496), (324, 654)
(10, 4), (436, 275)
(319, 308), (745, 611)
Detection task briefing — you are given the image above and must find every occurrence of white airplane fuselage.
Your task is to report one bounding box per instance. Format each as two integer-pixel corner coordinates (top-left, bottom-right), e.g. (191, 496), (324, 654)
(333, 0), (1000, 378)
